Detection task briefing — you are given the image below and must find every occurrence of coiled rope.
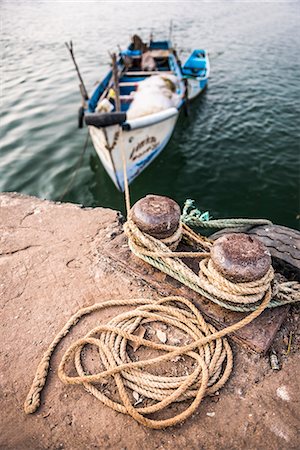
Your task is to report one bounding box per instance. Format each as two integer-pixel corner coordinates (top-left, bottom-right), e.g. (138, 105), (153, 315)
(24, 293), (271, 429)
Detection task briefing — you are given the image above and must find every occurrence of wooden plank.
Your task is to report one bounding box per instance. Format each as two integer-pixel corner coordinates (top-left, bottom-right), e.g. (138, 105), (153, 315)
(101, 228), (289, 354)
(119, 82), (139, 87)
(149, 49), (170, 58)
(119, 95), (134, 102)
(124, 70), (175, 76)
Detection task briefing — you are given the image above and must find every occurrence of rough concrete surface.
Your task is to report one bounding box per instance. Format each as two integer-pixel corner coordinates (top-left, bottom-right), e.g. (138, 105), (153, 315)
(0, 192), (299, 450)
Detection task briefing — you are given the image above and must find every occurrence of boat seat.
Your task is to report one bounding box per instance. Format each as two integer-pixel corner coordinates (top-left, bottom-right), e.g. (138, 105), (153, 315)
(149, 49), (170, 58)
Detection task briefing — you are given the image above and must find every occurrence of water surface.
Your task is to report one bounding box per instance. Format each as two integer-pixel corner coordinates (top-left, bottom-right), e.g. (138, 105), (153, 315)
(1, 1), (299, 228)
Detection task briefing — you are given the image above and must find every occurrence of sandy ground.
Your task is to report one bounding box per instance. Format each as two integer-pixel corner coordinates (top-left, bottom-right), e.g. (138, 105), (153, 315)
(0, 193), (299, 450)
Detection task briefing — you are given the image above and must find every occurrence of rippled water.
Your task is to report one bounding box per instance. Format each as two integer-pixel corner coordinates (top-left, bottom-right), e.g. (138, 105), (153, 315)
(1, 1), (299, 228)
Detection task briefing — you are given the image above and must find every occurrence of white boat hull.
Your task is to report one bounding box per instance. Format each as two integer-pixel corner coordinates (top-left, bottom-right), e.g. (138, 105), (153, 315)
(89, 110), (179, 191)
(187, 77), (208, 100)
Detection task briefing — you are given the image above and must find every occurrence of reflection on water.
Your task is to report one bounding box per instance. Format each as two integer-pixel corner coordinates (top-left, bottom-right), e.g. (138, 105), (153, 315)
(1, 1), (299, 228)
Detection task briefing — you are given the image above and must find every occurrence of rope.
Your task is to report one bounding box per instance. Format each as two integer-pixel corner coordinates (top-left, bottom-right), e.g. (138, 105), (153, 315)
(24, 293), (271, 429)
(124, 219), (300, 312)
(59, 131), (90, 201)
(120, 129), (131, 215)
(181, 199), (272, 230)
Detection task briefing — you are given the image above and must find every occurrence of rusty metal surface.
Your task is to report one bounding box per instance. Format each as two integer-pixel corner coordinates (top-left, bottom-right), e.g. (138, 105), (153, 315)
(130, 195), (181, 239)
(211, 233), (271, 282)
(211, 225), (300, 274)
(101, 227), (289, 354)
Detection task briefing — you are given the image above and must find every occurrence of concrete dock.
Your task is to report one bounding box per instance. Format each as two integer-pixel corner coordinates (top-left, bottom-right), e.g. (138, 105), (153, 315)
(0, 193), (299, 450)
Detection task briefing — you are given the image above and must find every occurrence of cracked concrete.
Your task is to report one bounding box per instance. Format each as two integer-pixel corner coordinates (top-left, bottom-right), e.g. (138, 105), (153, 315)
(0, 192), (299, 450)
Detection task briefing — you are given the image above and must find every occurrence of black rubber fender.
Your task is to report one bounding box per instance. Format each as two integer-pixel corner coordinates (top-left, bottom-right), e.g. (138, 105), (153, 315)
(78, 106), (85, 129)
(85, 112), (127, 128)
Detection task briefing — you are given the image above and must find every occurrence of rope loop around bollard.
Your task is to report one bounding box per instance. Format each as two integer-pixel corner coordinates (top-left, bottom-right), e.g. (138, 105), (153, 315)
(124, 219), (300, 312)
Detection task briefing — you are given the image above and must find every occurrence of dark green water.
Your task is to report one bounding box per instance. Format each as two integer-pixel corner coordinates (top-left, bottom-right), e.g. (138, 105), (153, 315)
(1, 1), (299, 228)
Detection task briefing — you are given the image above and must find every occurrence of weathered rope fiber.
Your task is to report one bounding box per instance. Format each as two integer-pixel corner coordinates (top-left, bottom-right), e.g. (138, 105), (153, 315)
(124, 219), (300, 312)
(24, 293), (271, 429)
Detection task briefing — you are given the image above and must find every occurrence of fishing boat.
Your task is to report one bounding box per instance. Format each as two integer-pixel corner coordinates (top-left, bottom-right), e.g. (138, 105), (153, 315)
(73, 36), (210, 191)
(182, 49), (210, 100)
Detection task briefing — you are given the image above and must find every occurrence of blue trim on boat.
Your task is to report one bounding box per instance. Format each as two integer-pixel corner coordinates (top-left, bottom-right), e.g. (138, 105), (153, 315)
(119, 76), (146, 83)
(121, 49), (142, 58)
(182, 49), (208, 78)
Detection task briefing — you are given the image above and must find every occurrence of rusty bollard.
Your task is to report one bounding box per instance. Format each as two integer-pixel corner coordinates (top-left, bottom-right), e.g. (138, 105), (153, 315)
(211, 233), (272, 282)
(130, 195), (181, 245)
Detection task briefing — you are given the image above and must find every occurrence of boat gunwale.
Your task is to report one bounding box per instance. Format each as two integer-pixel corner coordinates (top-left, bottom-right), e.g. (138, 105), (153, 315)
(122, 107), (179, 131)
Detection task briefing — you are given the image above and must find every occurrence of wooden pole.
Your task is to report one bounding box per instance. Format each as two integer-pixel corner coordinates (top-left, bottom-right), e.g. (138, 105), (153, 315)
(112, 53), (121, 112)
(65, 41), (89, 101)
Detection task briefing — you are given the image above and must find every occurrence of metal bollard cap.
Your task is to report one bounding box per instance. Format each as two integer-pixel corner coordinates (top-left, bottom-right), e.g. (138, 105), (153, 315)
(130, 195), (181, 239)
(211, 233), (271, 282)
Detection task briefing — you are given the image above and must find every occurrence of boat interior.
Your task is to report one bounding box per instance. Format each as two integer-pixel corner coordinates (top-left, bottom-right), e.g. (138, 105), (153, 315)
(89, 39), (180, 113)
(118, 45), (175, 111)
